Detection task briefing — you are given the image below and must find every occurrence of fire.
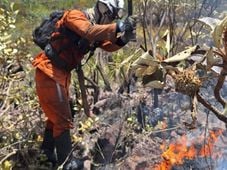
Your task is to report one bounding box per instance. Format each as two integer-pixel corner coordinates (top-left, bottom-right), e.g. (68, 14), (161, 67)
(155, 129), (223, 170)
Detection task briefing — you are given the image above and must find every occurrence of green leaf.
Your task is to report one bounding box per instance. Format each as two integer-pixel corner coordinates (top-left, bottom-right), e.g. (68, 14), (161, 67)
(9, 24), (16, 29)
(10, 2), (15, 11)
(2, 160), (13, 170)
(0, 34), (11, 41)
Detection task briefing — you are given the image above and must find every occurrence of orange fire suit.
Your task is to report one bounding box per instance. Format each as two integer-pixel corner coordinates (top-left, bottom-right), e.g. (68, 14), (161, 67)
(33, 10), (125, 137)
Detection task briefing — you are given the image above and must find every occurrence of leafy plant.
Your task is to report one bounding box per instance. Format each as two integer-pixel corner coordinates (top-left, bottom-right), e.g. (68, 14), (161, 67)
(0, 3), (43, 169)
(195, 16), (227, 122)
(130, 15), (227, 125)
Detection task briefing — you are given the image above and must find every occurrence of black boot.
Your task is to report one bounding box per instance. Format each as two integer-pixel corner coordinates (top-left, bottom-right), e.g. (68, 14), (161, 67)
(55, 130), (72, 166)
(55, 130), (85, 170)
(40, 129), (57, 166)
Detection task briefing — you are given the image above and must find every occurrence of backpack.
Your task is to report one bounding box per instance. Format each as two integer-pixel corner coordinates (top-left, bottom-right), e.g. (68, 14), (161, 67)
(32, 10), (99, 69)
(32, 10), (64, 50)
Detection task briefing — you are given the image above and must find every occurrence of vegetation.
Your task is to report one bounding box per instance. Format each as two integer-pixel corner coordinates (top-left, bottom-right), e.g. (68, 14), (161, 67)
(0, 0), (227, 169)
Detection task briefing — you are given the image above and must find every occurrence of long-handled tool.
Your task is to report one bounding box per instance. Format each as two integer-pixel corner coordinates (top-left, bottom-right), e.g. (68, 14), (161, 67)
(127, 0), (136, 42)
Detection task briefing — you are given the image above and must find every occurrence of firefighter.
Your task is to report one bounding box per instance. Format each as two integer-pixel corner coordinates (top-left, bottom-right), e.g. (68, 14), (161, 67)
(32, 0), (136, 168)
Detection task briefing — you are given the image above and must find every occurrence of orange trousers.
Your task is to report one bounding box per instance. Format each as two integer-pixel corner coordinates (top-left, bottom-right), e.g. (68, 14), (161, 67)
(35, 69), (73, 137)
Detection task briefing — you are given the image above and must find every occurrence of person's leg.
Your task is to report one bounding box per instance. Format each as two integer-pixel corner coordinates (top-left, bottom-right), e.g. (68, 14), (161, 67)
(50, 82), (73, 165)
(40, 121), (57, 165)
(55, 130), (72, 165)
(35, 68), (73, 166)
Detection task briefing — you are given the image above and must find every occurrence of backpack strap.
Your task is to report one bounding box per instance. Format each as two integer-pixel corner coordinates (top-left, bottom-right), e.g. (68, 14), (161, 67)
(44, 43), (70, 71)
(80, 41), (101, 67)
(45, 10), (101, 70)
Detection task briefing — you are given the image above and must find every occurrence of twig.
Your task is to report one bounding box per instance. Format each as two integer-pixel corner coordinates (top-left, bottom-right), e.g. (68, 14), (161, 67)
(76, 66), (90, 117)
(145, 125), (181, 136)
(0, 150), (17, 165)
(213, 49), (226, 58)
(57, 146), (76, 170)
(140, 0), (148, 51)
(214, 70), (226, 107)
(96, 142), (106, 161)
(0, 80), (13, 117)
(203, 111), (212, 170)
(96, 64), (112, 92)
(109, 118), (125, 165)
(197, 93), (227, 123)
(0, 140), (26, 152)
(84, 77), (99, 89)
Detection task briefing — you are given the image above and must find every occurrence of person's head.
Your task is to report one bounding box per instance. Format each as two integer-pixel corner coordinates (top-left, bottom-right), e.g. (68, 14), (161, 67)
(94, 0), (125, 24)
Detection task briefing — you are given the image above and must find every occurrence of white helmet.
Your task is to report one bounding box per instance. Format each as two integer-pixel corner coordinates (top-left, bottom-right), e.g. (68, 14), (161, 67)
(95, 0), (125, 24)
(98, 0), (124, 14)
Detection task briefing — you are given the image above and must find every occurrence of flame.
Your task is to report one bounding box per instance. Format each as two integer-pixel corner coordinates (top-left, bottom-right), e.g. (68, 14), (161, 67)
(155, 129), (223, 170)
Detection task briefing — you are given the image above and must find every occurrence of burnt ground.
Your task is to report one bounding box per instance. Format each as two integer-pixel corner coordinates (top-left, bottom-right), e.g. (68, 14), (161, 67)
(67, 80), (227, 170)
(2, 79), (227, 170)
(69, 77), (227, 170)
(70, 88), (180, 170)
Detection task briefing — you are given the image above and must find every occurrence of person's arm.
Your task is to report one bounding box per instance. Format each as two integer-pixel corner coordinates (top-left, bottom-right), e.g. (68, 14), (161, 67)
(63, 10), (118, 43)
(99, 37), (128, 52)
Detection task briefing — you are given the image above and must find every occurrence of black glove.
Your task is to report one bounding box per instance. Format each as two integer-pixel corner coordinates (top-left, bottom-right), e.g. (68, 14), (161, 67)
(117, 16), (136, 33)
(120, 30), (136, 43)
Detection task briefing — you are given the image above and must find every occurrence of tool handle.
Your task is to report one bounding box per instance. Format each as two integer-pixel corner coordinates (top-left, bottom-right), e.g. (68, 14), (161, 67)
(128, 0), (133, 16)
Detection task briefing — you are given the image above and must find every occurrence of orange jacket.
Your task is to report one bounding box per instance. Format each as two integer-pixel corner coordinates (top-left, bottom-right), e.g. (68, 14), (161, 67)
(32, 9), (124, 86)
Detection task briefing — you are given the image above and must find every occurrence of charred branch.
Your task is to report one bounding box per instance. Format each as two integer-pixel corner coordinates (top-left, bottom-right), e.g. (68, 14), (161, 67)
(197, 93), (227, 123)
(76, 67), (90, 117)
(214, 70), (227, 107)
(84, 77), (100, 104)
(96, 65), (112, 92)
